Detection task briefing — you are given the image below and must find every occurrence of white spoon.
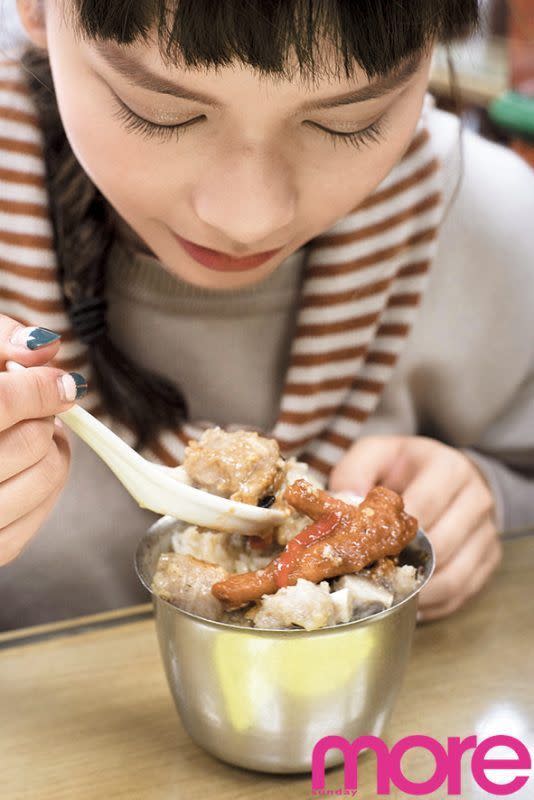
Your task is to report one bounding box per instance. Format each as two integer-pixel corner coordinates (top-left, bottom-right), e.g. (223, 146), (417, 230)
(6, 362), (287, 534)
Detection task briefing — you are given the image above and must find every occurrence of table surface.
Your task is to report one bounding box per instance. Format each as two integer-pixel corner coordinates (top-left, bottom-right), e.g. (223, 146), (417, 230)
(1, 532), (532, 800)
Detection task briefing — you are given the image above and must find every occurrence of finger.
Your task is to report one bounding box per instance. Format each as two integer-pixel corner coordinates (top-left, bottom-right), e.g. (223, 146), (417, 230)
(0, 314), (62, 368)
(419, 520), (493, 607)
(0, 435), (70, 529)
(426, 478), (495, 568)
(419, 518), (498, 608)
(0, 480), (66, 567)
(418, 537), (502, 621)
(0, 365), (87, 433)
(329, 436), (407, 495)
(402, 449), (472, 531)
(423, 532), (502, 612)
(0, 417), (55, 482)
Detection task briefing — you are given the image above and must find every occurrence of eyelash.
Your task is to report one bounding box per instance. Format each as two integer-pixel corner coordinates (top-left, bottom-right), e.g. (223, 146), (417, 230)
(111, 95), (204, 141)
(111, 95), (385, 150)
(307, 118), (385, 149)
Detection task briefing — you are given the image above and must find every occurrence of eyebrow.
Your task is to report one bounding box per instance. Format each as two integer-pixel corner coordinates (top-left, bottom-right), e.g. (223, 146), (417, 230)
(301, 54), (422, 110)
(95, 43), (422, 110)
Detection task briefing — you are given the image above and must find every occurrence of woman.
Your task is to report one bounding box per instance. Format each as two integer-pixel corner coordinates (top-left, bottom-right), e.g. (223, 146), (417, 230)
(0, 0), (532, 629)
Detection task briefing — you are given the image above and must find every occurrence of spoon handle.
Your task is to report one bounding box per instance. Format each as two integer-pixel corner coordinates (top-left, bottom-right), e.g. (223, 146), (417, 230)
(58, 404), (162, 507)
(59, 404), (141, 470)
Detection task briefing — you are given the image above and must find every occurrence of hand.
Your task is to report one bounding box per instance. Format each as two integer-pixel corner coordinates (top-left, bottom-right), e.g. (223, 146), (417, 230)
(329, 435), (502, 622)
(0, 314), (85, 566)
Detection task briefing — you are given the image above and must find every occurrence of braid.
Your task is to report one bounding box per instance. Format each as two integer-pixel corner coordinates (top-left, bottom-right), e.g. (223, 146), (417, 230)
(21, 47), (188, 449)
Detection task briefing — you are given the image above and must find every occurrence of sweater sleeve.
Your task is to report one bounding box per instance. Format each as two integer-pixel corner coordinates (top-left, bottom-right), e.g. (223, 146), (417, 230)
(464, 449), (534, 534)
(366, 111), (534, 534)
(428, 113), (534, 533)
(462, 319), (534, 533)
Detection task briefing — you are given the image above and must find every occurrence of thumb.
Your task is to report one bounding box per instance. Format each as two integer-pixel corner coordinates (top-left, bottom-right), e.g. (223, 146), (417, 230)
(329, 436), (407, 496)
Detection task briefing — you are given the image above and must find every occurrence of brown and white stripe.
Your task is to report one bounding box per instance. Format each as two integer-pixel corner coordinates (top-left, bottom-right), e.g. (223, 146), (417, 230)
(0, 57), (444, 482)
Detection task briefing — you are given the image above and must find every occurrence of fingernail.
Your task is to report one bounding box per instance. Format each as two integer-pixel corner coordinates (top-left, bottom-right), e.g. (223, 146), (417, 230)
(58, 372), (88, 402)
(416, 611), (423, 624)
(10, 326), (61, 350)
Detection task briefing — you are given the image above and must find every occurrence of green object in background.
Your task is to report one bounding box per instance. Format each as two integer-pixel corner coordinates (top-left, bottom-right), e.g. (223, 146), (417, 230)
(489, 91), (534, 140)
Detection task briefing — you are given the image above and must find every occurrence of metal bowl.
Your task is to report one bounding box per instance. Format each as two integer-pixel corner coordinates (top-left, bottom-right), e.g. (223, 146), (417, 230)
(135, 516), (434, 773)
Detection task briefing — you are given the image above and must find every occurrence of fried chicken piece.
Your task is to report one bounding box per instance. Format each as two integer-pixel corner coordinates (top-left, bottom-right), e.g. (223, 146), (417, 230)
(183, 428), (285, 504)
(211, 480), (418, 610)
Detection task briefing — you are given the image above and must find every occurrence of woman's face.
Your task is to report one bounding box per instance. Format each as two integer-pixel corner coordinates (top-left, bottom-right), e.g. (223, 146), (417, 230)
(39, 3), (432, 289)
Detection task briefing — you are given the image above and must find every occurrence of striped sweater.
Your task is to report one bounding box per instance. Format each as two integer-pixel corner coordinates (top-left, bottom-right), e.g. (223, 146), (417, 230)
(0, 55), (444, 480)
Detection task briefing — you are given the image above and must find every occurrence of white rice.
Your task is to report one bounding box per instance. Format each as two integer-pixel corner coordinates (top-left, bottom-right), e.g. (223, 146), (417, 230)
(171, 525), (273, 573)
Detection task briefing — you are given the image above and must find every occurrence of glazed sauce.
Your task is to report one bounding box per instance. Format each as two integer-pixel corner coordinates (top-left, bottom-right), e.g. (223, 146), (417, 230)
(274, 512), (341, 588)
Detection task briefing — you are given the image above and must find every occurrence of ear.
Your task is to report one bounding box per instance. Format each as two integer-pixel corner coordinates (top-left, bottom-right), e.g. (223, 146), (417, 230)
(16, 0), (48, 49)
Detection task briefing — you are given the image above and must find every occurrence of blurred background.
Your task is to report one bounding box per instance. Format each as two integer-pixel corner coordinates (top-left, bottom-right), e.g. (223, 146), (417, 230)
(431, 0), (534, 166)
(0, 0), (533, 165)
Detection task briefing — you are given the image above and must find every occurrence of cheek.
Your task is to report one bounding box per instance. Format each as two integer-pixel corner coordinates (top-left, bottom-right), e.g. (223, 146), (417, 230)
(303, 92), (426, 229)
(46, 47), (173, 222)
(300, 134), (411, 236)
(57, 87), (160, 211)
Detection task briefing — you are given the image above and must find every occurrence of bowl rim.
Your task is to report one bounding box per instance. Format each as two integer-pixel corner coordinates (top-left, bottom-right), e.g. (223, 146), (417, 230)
(135, 520), (435, 637)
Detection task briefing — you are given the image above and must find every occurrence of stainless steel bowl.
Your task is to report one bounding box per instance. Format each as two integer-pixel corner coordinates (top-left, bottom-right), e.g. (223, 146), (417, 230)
(135, 517), (434, 773)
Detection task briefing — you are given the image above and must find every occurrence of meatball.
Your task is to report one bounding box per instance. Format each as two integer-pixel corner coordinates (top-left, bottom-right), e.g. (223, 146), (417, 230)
(183, 428), (284, 504)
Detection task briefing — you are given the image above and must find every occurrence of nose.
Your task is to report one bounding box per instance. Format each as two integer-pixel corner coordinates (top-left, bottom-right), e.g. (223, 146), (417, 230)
(191, 145), (296, 251)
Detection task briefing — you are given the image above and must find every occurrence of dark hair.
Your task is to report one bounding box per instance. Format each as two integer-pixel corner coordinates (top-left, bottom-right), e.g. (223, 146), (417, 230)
(21, 0), (479, 448)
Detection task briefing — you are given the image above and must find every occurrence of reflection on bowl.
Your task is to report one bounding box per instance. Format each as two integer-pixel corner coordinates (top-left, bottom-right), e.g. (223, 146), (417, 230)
(135, 517), (434, 774)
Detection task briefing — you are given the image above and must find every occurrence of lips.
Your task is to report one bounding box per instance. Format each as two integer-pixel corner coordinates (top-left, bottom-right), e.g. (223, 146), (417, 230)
(174, 233), (282, 272)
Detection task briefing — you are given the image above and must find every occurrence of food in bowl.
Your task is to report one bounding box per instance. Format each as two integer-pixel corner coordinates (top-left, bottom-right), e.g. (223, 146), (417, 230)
(151, 428), (423, 631)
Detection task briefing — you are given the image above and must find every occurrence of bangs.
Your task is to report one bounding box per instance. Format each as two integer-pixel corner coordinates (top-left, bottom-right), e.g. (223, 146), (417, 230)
(67, 0), (479, 79)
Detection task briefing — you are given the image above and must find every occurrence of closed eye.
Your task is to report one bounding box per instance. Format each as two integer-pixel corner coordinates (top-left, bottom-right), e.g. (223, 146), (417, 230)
(110, 89), (386, 151)
(304, 117), (386, 148)
(111, 94), (206, 142)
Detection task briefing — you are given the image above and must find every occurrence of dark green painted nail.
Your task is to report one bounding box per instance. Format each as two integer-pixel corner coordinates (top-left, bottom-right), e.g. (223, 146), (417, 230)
(26, 327), (61, 350)
(70, 372), (88, 399)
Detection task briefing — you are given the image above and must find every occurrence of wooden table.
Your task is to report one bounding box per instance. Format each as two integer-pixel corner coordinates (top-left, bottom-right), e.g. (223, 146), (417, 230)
(1, 533), (533, 800)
